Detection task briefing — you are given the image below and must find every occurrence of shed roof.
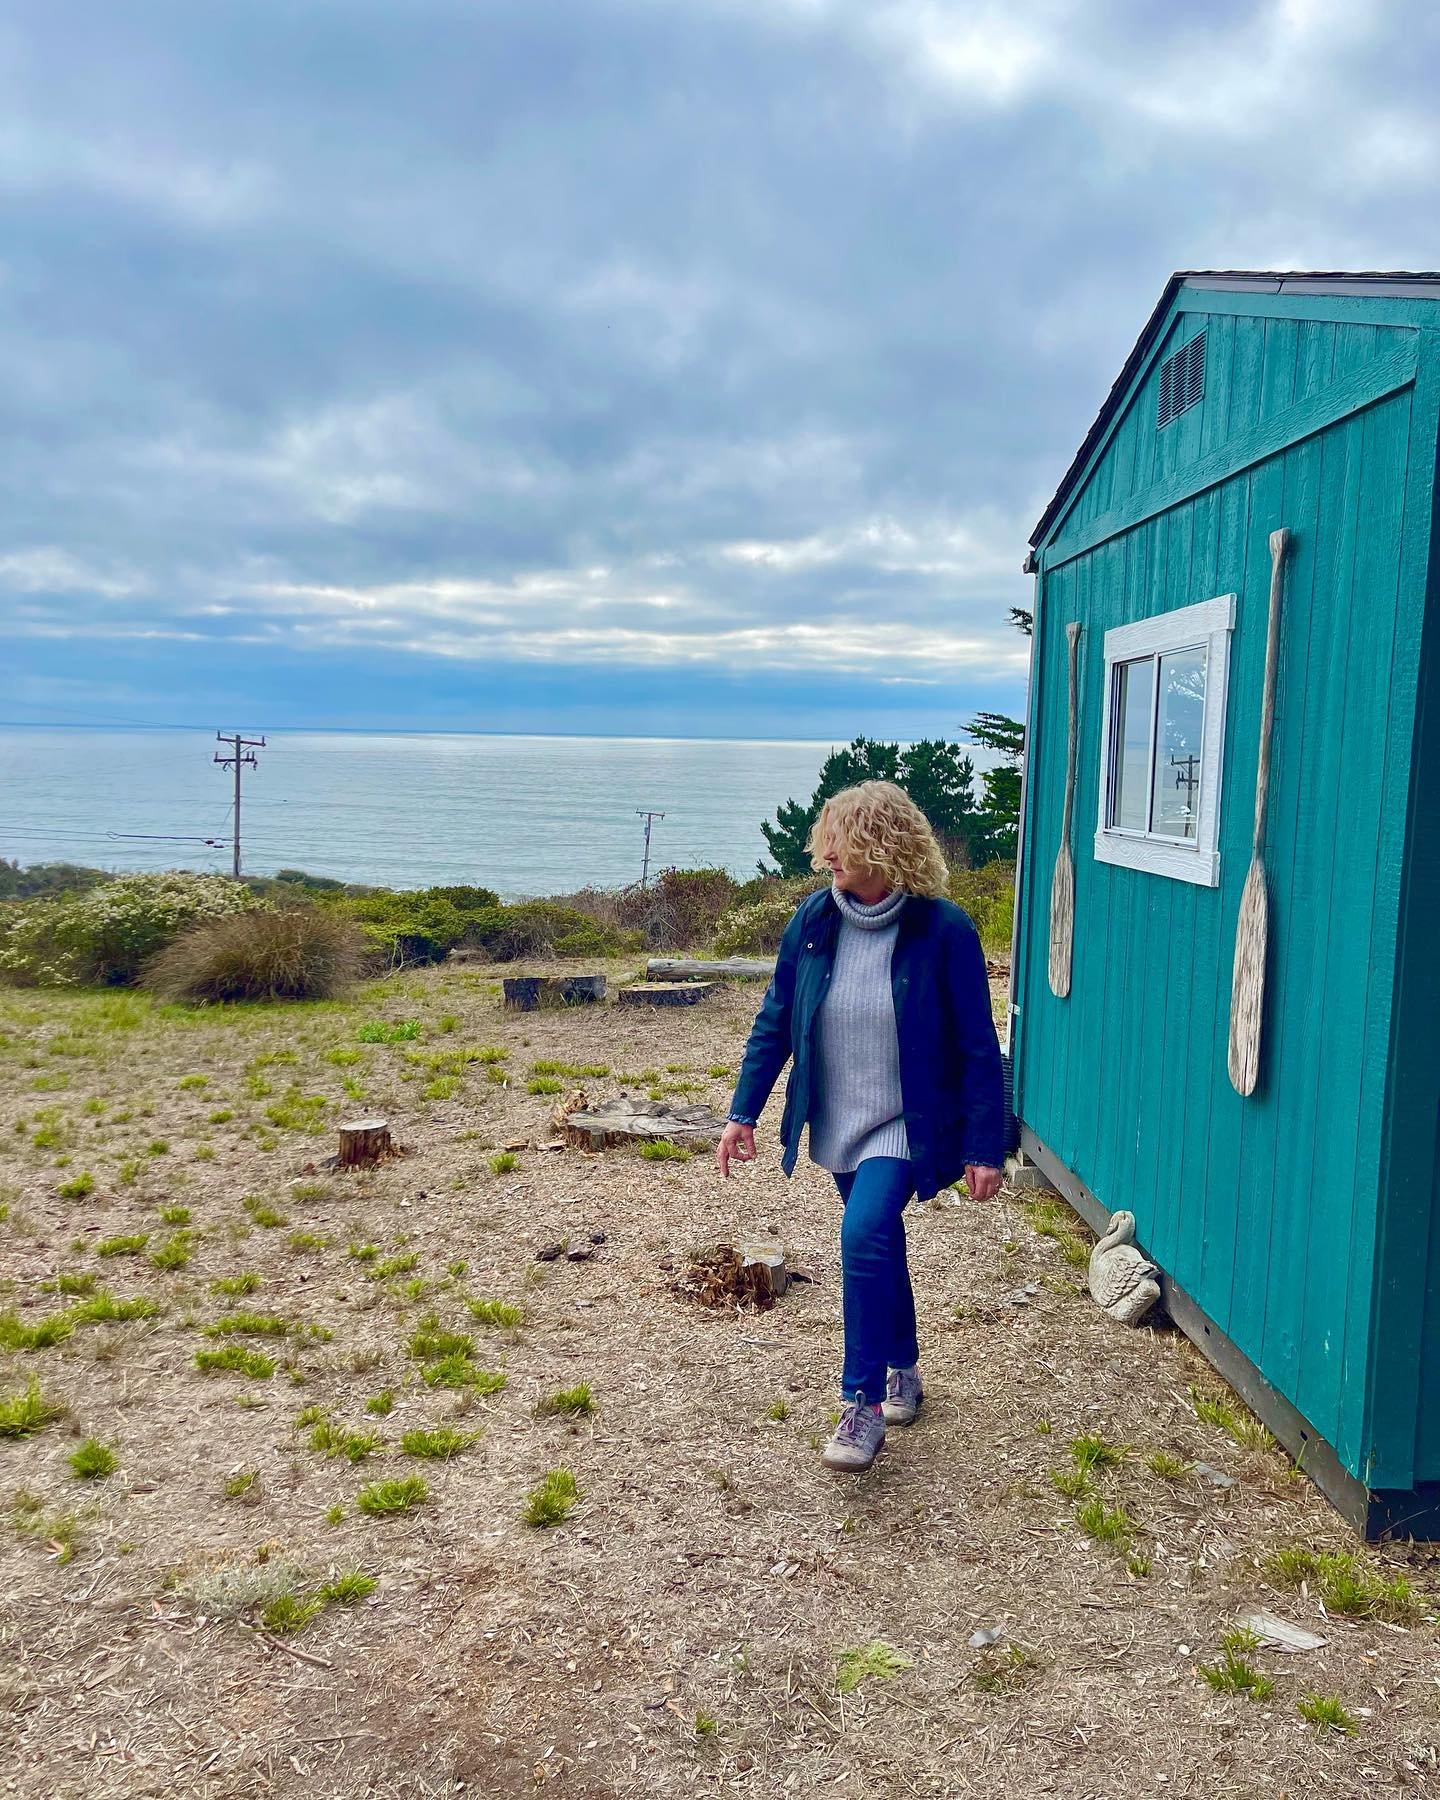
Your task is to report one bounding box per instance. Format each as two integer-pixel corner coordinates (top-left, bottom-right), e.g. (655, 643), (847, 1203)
(1027, 270), (1440, 557)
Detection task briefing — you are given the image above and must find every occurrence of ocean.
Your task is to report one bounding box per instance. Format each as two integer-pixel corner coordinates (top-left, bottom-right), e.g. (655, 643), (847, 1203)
(0, 729), (1002, 898)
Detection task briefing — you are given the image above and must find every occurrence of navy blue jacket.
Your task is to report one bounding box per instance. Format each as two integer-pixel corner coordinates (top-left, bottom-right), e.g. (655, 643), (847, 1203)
(729, 889), (1006, 1201)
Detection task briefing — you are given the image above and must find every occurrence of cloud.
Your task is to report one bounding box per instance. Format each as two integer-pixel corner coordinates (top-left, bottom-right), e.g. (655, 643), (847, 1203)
(1, 0), (1438, 732)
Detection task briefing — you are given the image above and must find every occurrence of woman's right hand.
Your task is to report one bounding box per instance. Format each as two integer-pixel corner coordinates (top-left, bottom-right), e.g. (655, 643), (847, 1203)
(716, 1122), (756, 1177)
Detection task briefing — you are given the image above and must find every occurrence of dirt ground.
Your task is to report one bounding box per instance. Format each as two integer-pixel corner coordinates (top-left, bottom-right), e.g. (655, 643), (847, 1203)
(1, 958), (1437, 1800)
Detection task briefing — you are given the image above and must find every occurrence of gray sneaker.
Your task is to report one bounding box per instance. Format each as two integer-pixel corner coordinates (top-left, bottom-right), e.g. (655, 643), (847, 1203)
(822, 1396), (886, 1471)
(882, 1364), (923, 1426)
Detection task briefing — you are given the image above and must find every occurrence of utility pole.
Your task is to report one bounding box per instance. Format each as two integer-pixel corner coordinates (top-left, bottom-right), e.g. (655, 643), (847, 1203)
(214, 732), (266, 878)
(636, 808), (665, 889)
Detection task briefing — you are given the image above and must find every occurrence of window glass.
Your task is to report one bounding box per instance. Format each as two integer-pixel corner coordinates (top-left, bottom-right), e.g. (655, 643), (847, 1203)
(1110, 658), (1154, 831)
(1150, 646), (1208, 840)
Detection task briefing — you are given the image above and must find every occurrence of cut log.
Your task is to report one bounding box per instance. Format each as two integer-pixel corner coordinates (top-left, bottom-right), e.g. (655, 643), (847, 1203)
(618, 981), (715, 1007)
(562, 1095), (725, 1151)
(645, 957), (775, 981)
(504, 974), (607, 1010)
(336, 1119), (395, 1169)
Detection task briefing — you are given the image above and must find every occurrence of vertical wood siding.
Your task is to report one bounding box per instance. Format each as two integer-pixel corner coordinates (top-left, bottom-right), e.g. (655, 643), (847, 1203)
(1017, 300), (1434, 1482)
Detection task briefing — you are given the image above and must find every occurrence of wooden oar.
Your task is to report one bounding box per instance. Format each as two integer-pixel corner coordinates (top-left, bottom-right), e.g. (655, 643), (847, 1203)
(1228, 527), (1291, 1096)
(1048, 621), (1082, 999)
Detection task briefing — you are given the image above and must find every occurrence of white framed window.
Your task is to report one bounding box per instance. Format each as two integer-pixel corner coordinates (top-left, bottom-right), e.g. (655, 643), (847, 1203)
(1095, 593), (1234, 887)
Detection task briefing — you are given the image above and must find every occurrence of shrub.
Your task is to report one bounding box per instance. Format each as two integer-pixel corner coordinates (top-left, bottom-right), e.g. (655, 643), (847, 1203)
(710, 887), (812, 956)
(145, 907), (366, 1003)
(1, 872), (261, 987)
(331, 886), (495, 966)
(561, 868), (740, 949)
(947, 860), (1016, 955)
(461, 900), (625, 961)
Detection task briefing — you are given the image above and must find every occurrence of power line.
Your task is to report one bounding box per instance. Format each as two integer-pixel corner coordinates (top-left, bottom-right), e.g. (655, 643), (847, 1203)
(213, 732), (266, 879)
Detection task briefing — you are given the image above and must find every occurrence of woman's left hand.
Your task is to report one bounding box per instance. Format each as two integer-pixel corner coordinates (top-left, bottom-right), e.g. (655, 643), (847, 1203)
(964, 1164), (1003, 1203)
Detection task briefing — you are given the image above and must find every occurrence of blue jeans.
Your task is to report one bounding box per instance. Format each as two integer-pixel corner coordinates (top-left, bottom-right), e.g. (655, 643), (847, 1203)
(834, 1157), (919, 1404)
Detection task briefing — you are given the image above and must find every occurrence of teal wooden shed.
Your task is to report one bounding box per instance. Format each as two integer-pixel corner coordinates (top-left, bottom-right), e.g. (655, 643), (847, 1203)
(1012, 270), (1440, 1537)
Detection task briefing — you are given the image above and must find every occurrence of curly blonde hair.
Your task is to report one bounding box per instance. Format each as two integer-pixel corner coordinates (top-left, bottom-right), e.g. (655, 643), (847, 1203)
(806, 781), (948, 899)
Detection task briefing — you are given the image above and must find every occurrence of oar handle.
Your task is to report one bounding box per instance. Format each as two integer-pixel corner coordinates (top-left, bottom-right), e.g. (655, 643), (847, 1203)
(1061, 621), (1082, 841)
(1252, 529), (1290, 856)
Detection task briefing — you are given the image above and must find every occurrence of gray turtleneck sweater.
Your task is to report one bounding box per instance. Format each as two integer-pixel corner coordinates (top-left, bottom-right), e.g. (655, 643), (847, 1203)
(806, 885), (910, 1173)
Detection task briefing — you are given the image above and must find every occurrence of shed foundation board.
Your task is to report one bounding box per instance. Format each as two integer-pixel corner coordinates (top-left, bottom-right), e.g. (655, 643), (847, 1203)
(1018, 1125), (1438, 1542)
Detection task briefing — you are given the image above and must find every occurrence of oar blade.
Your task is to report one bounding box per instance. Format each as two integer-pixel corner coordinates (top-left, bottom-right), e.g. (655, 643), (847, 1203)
(1227, 857), (1269, 1095)
(1048, 846), (1074, 999)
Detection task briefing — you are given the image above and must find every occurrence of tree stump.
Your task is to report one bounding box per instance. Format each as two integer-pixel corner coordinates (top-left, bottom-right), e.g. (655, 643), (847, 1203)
(336, 1119), (395, 1168)
(558, 974), (607, 1005)
(618, 981), (715, 1007)
(503, 977), (549, 1011)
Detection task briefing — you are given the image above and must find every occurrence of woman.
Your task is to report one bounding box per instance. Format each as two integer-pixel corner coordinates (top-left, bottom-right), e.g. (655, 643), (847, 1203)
(717, 780), (1005, 1472)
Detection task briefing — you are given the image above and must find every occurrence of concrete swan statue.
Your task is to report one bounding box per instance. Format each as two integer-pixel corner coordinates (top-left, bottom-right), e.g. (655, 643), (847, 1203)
(1087, 1210), (1162, 1326)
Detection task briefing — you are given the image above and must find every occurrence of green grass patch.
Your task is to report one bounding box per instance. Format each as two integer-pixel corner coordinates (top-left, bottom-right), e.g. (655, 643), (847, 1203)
(365, 1389), (394, 1415)
(1262, 1546), (1419, 1621)
(0, 1310), (74, 1351)
(288, 1231), (327, 1252)
(1049, 1466), (1089, 1499)
(835, 1641), (914, 1694)
(69, 1437), (118, 1480)
(203, 1311), (292, 1338)
(400, 1426), (479, 1459)
(1070, 1434), (1124, 1474)
(406, 1315), (474, 1361)
(158, 1204), (192, 1225)
(369, 1253), (420, 1281)
(55, 1272), (98, 1297)
(356, 1020), (421, 1043)
(244, 1198), (289, 1229)
(211, 1273), (262, 1298)
(1026, 1201), (1091, 1266)
(356, 1475), (428, 1516)
(308, 1419), (381, 1462)
(536, 1383), (595, 1418)
(1199, 1629), (1275, 1701)
(522, 1468), (579, 1528)
(223, 1469), (259, 1499)
(638, 1139), (691, 1162)
(149, 1232), (193, 1271)
(488, 1151), (518, 1175)
(419, 1353), (505, 1392)
(208, 1108), (235, 1124)
(526, 1076), (563, 1096)
(57, 1172), (95, 1200)
(262, 1592), (326, 1634)
(69, 1291), (161, 1324)
(179, 1074), (209, 1091)
(264, 1090), (329, 1134)
(96, 1233), (150, 1258)
(465, 1297), (523, 1329)
(195, 1345), (276, 1379)
(319, 1569), (377, 1604)
(1297, 1693), (1357, 1735)
(0, 1377), (63, 1437)
(1146, 1448), (1191, 1482)
(1075, 1497), (1132, 1545)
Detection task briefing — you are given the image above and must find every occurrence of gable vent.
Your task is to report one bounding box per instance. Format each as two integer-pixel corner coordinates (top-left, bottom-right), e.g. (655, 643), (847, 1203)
(1157, 330), (1206, 428)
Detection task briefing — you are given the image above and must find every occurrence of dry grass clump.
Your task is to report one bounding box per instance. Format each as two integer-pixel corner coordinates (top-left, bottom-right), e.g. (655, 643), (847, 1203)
(145, 907), (367, 1003)
(173, 1555), (309, 1617)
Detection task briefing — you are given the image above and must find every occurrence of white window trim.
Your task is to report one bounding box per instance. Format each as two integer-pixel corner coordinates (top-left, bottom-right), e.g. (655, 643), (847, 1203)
(1094, 593), (1235, 888)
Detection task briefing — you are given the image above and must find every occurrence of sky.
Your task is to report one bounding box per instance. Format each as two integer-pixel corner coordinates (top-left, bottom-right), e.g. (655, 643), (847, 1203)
(2, 0), (1439, 740)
